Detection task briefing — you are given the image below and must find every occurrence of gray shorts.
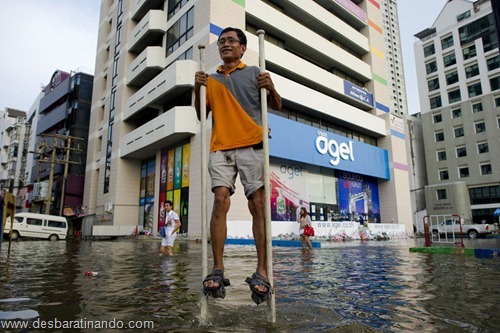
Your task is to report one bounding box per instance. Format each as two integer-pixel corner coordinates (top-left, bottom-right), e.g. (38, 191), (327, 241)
(208, 147), (264, 198)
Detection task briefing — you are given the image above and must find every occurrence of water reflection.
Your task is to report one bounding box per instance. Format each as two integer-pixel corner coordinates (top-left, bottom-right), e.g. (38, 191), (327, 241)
(1, 239), (499, 332)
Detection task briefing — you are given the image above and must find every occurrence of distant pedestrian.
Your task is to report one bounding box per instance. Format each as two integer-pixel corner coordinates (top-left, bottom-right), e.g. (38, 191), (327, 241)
(160, 200), (181, 256)
(298, 207), (313, 250)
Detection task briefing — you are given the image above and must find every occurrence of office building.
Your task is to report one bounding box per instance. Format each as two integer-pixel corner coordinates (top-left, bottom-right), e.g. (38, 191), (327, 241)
(414, 0), (499, 223)
(0, 108), (29, 200)
(30, 69), (93, 216)
(84, 0), (413, 237)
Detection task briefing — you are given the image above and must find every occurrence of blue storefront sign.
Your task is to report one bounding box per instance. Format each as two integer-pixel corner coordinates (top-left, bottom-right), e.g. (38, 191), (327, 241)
(268, 114), (389, 180)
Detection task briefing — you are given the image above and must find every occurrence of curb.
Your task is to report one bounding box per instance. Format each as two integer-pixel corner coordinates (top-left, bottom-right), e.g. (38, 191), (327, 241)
(226, 238), (321, 248)
(410, 247), (500, 258)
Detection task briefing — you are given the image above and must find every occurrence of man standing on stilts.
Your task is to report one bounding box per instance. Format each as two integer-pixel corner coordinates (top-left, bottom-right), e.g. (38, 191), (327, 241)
(194, 27), (281, 304)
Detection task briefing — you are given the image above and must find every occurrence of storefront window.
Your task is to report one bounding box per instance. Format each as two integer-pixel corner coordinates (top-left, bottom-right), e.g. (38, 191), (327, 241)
(269, 158), (380, 223)
(157, 143), (190, 233)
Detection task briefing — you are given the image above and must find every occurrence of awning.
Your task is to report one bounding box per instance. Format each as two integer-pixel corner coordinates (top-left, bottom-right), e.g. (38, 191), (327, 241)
(63, 207), (86, 217)
(494, 208), (500, 217)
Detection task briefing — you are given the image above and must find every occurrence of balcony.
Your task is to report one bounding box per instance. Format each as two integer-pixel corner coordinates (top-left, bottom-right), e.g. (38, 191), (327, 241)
(120, 106), (197, 160)
(129, 10), (166, 54)
(131, 0), (164, 22)
(124, 60), (197, 121)
(126, 46), (166, 87)
(246, 0), (370, 82)
(247, 34), (373, 110)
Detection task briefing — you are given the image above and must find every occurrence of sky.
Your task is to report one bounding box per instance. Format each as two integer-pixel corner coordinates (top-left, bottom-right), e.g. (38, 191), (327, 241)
(0, 1), (100, 113)
(0, 0), (449, 115)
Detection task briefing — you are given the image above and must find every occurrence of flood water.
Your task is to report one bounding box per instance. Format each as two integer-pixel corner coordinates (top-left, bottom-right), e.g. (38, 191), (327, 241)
(1, 237), (500, 332)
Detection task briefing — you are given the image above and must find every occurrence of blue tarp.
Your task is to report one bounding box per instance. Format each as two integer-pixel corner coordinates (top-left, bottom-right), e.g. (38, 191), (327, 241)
(494, 208), (500, 217)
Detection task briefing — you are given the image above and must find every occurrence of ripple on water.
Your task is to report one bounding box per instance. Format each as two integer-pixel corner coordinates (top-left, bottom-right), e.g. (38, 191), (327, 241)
(1, 239), (500, 332)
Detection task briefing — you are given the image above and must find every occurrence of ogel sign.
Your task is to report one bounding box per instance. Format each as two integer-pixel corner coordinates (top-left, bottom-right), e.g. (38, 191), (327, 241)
(315, 131), (354, 166)
(268, 114), (390, 180)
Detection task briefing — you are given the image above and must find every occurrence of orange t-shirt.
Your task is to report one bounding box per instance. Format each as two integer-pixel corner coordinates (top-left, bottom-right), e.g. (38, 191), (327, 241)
(206, 62), (263, 152)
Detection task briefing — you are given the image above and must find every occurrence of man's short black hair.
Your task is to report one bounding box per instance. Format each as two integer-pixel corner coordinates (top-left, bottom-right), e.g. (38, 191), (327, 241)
(219, 27), (247, 45)
(164, 200), (173, 206)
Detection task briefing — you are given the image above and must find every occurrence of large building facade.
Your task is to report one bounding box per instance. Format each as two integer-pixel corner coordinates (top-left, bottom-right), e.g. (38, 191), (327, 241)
(29, 69), (93, 216)
(0, 108), (29, 199)
(84, 0), (412, 237)
(414, 0), (499, 223)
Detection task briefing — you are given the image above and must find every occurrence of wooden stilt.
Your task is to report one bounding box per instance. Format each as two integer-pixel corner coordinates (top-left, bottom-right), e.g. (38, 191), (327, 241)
(198, 44), (209, 322)
(257, 29), (276, 324)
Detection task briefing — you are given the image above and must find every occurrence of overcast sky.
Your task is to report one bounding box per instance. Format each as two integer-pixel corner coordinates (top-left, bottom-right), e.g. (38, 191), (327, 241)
(0, 0), (449, 115)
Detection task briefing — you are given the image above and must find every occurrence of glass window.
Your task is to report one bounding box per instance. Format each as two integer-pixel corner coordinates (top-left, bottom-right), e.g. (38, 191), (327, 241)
(441, 35), (454, 49)
(443, 53), (456, 67)
(487, 55), (500, 71)
(446, 71), (459, 85)
(459, 167), (469, 178)
(465, 63), (480, 78)
(433, 114), (442, 123)
(483, 32), (498, 52)
(448, 89), (461, 103)
(459, 13), (494, 45)
(424, 43), (435, 57)
(166, 7), (194, 57)
(456, 146), (467, 157)
(475, 122), (486, 133)
(168, 0), (189, 19)
(435, 131), (445, 142)
(437, 150), (447, 161)
(428, 78), (440, 91)
(47, 221), (66, 228)
(469, 185), (500, 205)
(176, 47), (193, 61)
(477, 142), (489, 154)
(437, 189), (447, 199)
(481, 164), (492, 175)
(27, 218), (43, 226)
(430, 95), (442, 109)
(472, 102), (483, 113)
(490, 76), (500, 91)
(457, 10), (471, 22)
(439, 170), (449, 181)
(452, 108), (462, 118)
(467, 82), (482, 97)
(495, 97), (500, 107)
(462, 44), (476, 60)
(454, 127), (464, 138)
(426, 61), (437, 74)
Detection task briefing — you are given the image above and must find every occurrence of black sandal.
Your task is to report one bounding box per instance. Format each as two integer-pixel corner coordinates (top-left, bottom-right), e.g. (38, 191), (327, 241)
(245, 272), (272, 305)
(203, 269), (230, 299)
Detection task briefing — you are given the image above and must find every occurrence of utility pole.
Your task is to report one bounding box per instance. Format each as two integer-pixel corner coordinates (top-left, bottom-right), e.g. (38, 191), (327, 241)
(45, 137), (57, 214)
(59, 137), (73, 216)
(32, 134), (83, 215)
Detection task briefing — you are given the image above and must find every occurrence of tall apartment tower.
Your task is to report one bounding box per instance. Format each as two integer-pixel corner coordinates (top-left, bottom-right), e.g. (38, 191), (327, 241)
(84, 0), (413, 237)
(380, 0), (408, 116)
(414, 0), (499, 223)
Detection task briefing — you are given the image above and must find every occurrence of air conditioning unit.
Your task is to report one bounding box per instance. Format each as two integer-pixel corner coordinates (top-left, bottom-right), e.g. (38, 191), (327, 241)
(104, 202), (113, 213)
(40, 181), (49, 198)
(33, 183), (41, 197)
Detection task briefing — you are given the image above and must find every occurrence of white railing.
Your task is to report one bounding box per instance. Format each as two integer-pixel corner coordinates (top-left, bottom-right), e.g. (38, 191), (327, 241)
(92, 225), (136, 236)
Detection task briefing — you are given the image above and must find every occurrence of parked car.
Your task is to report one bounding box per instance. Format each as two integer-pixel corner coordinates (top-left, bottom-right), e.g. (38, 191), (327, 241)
(432, 219), (493, 239)
(3, 212), (68, 241)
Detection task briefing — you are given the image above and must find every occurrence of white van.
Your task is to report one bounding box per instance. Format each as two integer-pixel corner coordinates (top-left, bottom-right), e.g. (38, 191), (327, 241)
(3, 213), (68, 241)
